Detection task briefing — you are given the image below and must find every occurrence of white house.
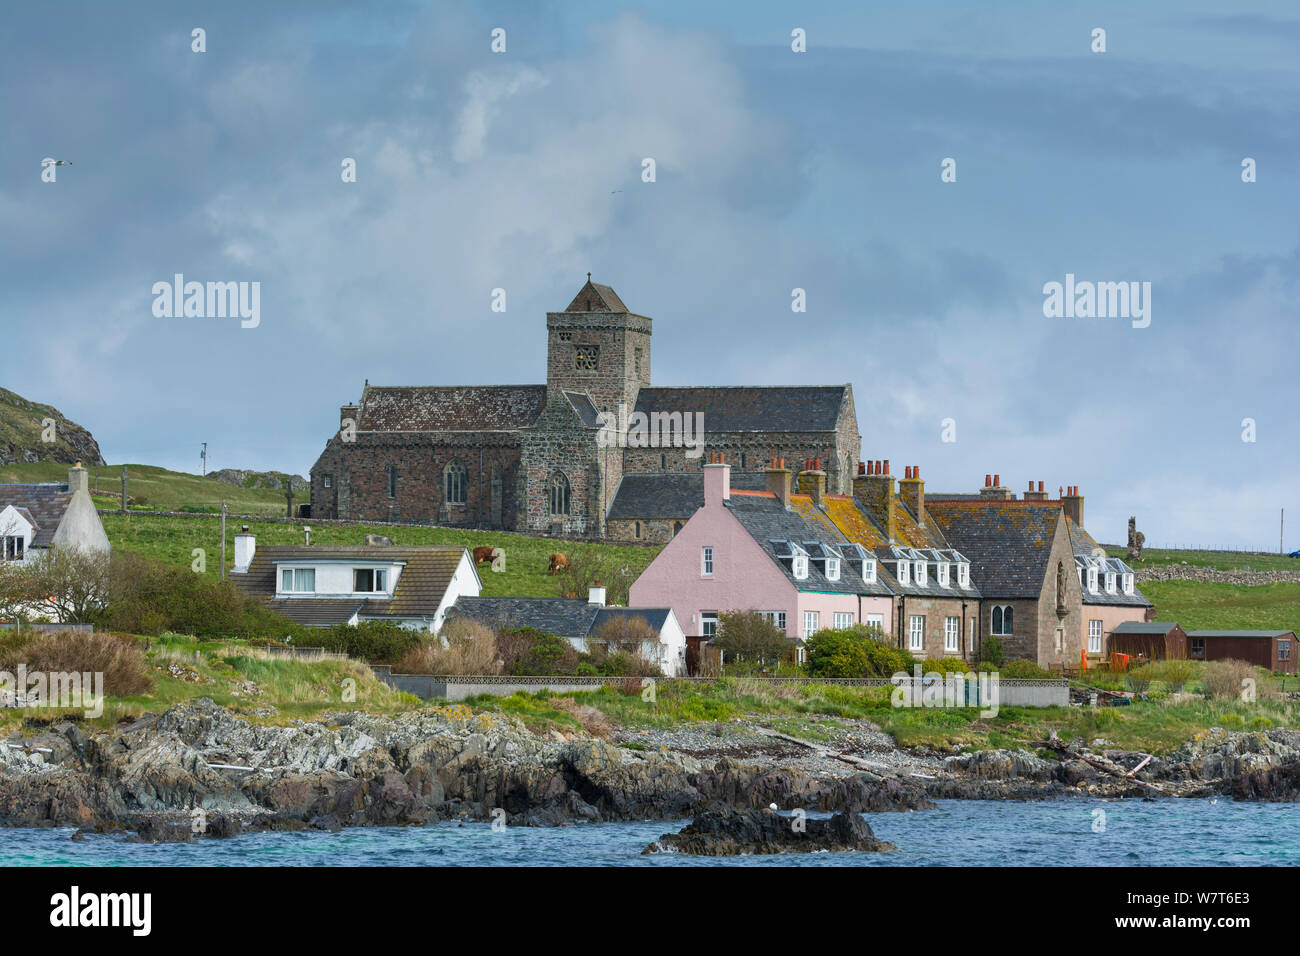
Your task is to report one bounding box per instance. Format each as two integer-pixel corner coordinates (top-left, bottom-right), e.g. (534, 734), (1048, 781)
(229, 529), (481, 632)
(0, 462), (111, 563)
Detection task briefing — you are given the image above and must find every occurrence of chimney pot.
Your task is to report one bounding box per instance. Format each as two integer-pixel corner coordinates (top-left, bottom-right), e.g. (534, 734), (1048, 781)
(994, 474), (1000, 487)
(985, 474), (991, 487)
(858, 460), (865, 475)
(883, 460), (890, 475)
(1039, 481), (1044, 493)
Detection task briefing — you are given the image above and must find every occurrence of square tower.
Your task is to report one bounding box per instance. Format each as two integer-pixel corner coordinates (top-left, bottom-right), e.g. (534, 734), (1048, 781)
(546, 276), (652, 415)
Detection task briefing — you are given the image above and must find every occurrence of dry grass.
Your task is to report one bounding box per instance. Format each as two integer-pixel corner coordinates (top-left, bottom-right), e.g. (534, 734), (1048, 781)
(395, 618), (501, 676)
(0, 631), (154, 696)
(1203, 659), (1258, 700)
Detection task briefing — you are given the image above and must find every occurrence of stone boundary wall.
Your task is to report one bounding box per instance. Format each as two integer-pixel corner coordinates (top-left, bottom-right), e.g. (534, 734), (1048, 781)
(1134, 566), (1300, 586)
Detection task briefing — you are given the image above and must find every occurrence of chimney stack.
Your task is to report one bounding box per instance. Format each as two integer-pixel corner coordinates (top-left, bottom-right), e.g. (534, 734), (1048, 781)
(979, 472), (1013, 500)
(797, 457), (828, 507)
(233, 526), (256, 573)
(1062, 485), (1084, 527)
(67, 461), (89, 496)
(303, 526), (312, 546)
(588, 583), (607, 606)
(765, 457), (792, 508)
(704, 453), (731, 507)
(899, 464), (925, 526)
(853, 456), (897, 542)
(1024, 479), (1049, 502)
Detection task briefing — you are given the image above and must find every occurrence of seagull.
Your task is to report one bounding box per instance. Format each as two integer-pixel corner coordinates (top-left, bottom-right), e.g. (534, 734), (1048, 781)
(610, 189), (622, 194)
(44, 159), (71, 166)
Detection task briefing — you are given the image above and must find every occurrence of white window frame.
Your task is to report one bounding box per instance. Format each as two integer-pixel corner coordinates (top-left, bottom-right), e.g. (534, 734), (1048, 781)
(701, 546), (714, 577)
(865, 613), (884, 632)
(759, 610), (787, 632)
(909, 615), (925, 652)
(937, 562), (950, 588)
(1122, 573), (1134, 594)
(896, 561), (910, 586)
(944, 616), (960, 653)
(832, 611), (853, 631)
(991, 604), (1013, 636)
(1088, 619), (1103, 654)
(1087, 567), (1099, 592)
(914, 560), (927, 586)
(280, 567), (316, 594)
(803, 610), (820, 638)
(700, 612), (719, 638)
(957, 562), (970, 588)
(1105, 572), (1117, 594)
(861, 558), (876, 584)
(793, 554), (808, 580)
(826, 557), (840, 581)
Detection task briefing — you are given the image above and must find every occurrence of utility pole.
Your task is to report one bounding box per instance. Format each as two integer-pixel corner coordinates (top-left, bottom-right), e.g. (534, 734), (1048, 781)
(120, 465), (128, 514)
(200, 443), (207, 476)
(1282, 508), (1286, 554)
(220, 500), (227, 581)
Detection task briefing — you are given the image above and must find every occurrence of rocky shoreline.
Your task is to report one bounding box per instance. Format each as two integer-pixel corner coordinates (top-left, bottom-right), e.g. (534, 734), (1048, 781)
(2, 700), (1299, 843)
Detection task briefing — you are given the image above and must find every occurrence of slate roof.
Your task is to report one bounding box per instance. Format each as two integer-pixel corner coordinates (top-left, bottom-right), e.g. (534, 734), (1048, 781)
(264, 598), (367, 627)
(1068, 520), (1152, 607)
(925, 500), (1064, 599)
(563, 391), (604, 429)
(450, 597), (601, 639)
(357, 385), (547, 432)
(633, 386), (848, 432)
(606, 472), (767, 520)
(726, 493), (893, 597)
(1185, 629), (1296, 639)
(232, 545), (469, 620)
(0, 483), (72, 547)
(1113, 621), (1182, 635)
(871, 544), (982, 600)
(592, 606), (672, 633)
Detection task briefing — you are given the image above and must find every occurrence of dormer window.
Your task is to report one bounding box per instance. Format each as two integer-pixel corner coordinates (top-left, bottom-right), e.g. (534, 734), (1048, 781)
(937, 562), (950, 587)
(793, 554), (809, 580)
(914, 560), (927, 586)
(826, 557), (840, 581)
(862, 557), (876, 584)
(897, 561), (910, 586)
(1087, 567), (1099, 592)
(1105, 572), (1117, 594)
(354, 568), (388, 593)
(957, 562), (969, 588)
(1122, 573), (1134, 595)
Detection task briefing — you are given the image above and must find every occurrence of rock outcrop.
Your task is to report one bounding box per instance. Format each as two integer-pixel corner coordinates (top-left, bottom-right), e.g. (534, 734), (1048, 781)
(644, 806), (894, 856)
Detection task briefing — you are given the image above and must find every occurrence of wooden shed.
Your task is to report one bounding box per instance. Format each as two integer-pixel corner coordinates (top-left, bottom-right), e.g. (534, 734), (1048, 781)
(1185, 630), (1297, 675)
(1110, 621), (1188, 662)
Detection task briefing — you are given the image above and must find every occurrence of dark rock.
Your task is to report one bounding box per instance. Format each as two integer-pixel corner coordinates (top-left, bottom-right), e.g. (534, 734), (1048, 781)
(644, 806), (894, 856)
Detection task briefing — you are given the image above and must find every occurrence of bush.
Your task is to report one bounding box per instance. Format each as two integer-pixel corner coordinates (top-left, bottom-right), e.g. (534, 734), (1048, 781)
(500, 627), (581, 676)
(921, 657), (974, 675)
(552, 546), (632, 606)
(0, 631), (153, 697)
(805, 625), (914, 678)
(713, 610), (791, 666)
(1203, 659), (1256, 700)
(997, 659), (1053, 679)
(979, 637), (1005, 668)
(586, 614), (661, 677)
(315, 620), (421, 664)
(395, 618), (501, 675)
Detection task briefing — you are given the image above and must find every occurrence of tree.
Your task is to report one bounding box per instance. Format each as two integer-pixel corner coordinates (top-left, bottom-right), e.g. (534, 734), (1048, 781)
(22, 545), (112, 624)
(712, 610), (789, 665)
(552, 545), (633, 606)
(805, 624), (914, 678)
(587, 614), (661, 677)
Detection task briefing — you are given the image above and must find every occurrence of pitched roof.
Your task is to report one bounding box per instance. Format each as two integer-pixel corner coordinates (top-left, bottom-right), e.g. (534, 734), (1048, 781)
(1113, 621), (1181, 635)
(1185, 629), (1296, 639)
(606, 472), (767, 520)
(592, 606), (671, 633)
(563, 391), (605, 429)
(925, 500), (1064, 598)
(633, 386), (848, 432)
(1068, 520), (1152, 607)
(264, 598), (366, 627)
(563, 279), (629, 314)
(0, 483), (72, 547)
(450, 596), (602, 639)
(726, 493), (893, 596)
(232, 545), (469, 619)
(357, 385), (547, 432)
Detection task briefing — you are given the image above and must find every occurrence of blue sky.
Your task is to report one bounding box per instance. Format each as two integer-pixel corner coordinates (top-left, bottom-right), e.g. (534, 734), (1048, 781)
(2, 0), (1298, 549)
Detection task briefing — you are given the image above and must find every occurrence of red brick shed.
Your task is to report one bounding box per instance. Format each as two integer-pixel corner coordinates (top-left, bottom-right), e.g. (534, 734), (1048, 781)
(1185, 630), (1297, 675)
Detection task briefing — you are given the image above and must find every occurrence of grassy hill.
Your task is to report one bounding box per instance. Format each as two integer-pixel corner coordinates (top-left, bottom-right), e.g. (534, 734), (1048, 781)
(0, 462), (292, 515)
(0, 386), (105, 466)
(101, 513), (661, 598)
(1104, 546), (1299, 573)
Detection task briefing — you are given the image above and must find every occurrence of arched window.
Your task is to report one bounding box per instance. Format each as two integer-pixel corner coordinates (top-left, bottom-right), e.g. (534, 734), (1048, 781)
(443, 460), (467, 505)
(992, 605), (1014, 636)
(992, 606), (1002, 635)
(549, 473), (571, 516)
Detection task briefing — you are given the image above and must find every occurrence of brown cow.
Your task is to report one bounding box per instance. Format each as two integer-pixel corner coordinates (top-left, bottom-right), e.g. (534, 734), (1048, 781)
(472, 546), (496, 566)
(548, 553), (569, 575)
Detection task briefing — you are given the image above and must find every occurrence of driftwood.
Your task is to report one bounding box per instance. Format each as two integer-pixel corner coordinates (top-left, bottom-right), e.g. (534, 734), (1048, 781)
(1036, 730), (1168, 795)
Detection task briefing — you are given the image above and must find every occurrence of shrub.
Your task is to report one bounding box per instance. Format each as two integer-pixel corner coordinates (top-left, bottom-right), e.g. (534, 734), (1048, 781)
(805, 625), (914, 678)
(979, 637), (1006, 668)
(1203, 659), (1256, 700)
(921, 657), (974, 675)
(997, 659), (1053, 679)
(395, 618), (501, 675)
(585, 614), (661, 677)
(499, 627), (580, 676)
(0, 631), (153, 697)
(315, 620), (421, 664)
(713, 610), (791, 666)
(552, 546), (632, 606)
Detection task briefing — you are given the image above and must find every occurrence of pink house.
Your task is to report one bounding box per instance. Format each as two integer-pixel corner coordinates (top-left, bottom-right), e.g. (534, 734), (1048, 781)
(630, 460), (895, 654)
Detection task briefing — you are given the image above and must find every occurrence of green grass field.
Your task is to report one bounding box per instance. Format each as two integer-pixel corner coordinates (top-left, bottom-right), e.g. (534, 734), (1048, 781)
(1135, 580), (1300, 635)
(0, 462), (289, 515)
(1104, 546), (1300, 573)
(100, 513), (662, 598)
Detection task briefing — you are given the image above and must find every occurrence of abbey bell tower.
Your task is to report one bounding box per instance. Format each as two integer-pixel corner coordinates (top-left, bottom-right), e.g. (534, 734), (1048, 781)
(546, 275), (652, 415)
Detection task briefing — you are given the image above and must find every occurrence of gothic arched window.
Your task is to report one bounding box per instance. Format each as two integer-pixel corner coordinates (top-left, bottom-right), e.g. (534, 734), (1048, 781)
(549, 473), (571, 516)
(444, 460), (467, 505)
